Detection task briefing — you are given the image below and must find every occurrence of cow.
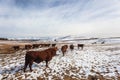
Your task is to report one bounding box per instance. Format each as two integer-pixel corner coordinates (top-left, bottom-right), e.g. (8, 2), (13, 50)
(78, 44), (84, 50)
(44, 44), (51, 47)
(32, 44), (40, 48)
(92, 42), (96, 44)
(25, 44), (32, 49)
(24, 47), (58, 72)
(12, 45), (20, 50)
(40, 44), (51, 47)
(101, 41), (105, 44)
(61, 45), (68, 56)
(52, 44), (56, 47)
(69, 44), (74, 51)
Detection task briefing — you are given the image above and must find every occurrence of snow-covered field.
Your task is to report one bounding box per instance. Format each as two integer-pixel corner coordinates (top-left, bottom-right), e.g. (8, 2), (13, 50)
(0, 39), (120, 80)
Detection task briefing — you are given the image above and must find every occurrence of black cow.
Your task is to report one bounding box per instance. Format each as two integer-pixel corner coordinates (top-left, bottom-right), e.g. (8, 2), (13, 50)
(78, 44), (84, 50)
(69, 44), (74, 51)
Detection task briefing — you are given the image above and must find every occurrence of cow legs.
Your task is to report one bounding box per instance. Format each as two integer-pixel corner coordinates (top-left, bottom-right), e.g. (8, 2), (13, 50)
(24, 61), (29, 72)
(45, 60), (48, 67)
(81, 47), (83, 50)
(63, 52), (64, 56)
(81, 46), (83, 50)
(29, 61), (33, 72)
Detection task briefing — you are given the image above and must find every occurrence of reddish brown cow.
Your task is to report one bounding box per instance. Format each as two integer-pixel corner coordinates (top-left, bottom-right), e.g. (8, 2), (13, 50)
(24, 47), (58, 72)
(25, 44), (32, 49)
(69, 44), (74, 51)
(78, 44), (84, 50)
(61, 45), (68, 56)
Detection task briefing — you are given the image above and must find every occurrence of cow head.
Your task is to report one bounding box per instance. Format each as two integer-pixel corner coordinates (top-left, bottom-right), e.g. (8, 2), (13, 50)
(54, 47), (58, 51)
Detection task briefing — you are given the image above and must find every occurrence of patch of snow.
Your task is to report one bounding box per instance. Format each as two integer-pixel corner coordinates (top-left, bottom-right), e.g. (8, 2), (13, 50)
(1, 40), (120, 79)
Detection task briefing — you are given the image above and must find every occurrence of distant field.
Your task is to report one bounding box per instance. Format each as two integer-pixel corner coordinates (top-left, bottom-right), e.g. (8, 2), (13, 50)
(0, 40), (32, 54)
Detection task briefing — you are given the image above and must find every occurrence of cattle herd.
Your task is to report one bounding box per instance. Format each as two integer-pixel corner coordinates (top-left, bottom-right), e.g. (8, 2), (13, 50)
(22, 43), (84, 72)
(12, 43), (56, 50)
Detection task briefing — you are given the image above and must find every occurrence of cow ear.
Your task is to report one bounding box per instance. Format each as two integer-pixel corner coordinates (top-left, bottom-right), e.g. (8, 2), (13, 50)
(55, 47), (58, 50)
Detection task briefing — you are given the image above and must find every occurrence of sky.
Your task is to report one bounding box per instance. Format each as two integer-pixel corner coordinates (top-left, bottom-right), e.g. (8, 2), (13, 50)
(0, 0), (120, 38)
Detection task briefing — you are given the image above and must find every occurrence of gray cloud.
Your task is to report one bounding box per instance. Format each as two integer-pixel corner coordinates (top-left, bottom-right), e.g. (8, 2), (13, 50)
(0, 0), (120, 38)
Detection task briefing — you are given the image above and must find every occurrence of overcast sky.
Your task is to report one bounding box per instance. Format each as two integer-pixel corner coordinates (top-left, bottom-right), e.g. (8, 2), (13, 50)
(0, 0), (120, 38)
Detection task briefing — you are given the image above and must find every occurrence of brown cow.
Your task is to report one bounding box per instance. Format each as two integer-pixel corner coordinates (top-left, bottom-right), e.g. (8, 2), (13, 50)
(69, 44), (74, 51)
(78, 44), (84, 50)
(44, 44), (51, 47)
(40, 44), (51, 47)
(25, 44), (32, 49)
(61, 45), (68, 56)
(24, 47), (58, 72)
(12, 46), (20, 50)
(32, 44), (40, 48)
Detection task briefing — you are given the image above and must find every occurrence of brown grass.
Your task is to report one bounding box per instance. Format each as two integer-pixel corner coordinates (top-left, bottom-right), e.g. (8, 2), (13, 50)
(0, 41), (27, 54)
(0, 44), (15, 54)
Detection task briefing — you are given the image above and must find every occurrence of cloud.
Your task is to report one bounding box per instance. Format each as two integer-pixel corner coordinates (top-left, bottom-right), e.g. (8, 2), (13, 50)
(0, 0), (120, 38)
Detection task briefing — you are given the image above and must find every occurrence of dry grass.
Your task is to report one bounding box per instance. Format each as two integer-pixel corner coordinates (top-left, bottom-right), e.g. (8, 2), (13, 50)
(0, 40), (28, 54)
(0, 44), (15, 54)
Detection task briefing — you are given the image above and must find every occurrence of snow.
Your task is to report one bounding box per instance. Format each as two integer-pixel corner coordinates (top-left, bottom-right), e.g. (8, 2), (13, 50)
(0, 38), (120, 79)
(0, 74), (3, 80)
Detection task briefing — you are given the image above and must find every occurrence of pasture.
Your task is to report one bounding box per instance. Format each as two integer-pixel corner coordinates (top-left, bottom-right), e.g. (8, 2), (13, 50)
(0, 39), (120, 80)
